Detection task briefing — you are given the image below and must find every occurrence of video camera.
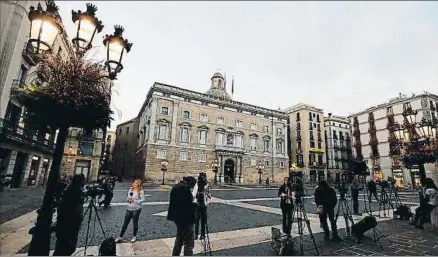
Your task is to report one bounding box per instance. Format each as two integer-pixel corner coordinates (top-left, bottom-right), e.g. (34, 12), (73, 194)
(335, 171), (350, 196)
(379, 180), (390, 189)
(289, 171), (305, 203)
(85, 183), (104, 199)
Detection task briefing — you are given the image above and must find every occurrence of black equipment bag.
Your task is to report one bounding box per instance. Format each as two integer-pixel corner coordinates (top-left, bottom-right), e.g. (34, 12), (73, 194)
(393, 204), (413, 220)
(351, 216), (377, 237)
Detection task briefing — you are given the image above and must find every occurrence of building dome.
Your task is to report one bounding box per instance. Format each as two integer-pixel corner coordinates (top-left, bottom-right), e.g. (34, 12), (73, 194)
(205, 71), (231, 100)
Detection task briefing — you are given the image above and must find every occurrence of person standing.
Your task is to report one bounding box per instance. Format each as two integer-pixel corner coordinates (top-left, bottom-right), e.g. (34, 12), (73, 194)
(278, 177), (294, 235)
(410, 178), (437, 229)
(115, 179), (145, 243)
(53, 174), (86, 256)
(314, 180), (341, 241)
(351, 180), (362, 215)
(168, 176), (197, 256)
(195, 178), (210, 240)
(367, 178), (379, 203)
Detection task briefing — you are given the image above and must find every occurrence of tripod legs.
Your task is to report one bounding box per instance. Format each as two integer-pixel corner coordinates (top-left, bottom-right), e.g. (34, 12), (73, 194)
(335, 198), (354, 236)
(201, 222), (212, 256)
(290, 203), (320, 256)
(82, 199), (107, 256)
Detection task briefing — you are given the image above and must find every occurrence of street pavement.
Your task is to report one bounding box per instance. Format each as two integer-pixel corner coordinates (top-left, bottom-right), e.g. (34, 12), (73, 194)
(2, 183), (437, 256)
(0, 186), (45, 224)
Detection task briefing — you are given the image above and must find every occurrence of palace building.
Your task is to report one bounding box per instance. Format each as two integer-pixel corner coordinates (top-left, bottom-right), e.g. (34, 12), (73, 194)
(134, 72), (289, 184)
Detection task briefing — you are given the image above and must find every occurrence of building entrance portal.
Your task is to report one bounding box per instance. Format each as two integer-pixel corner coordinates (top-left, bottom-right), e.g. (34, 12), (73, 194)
(224, 159), (235, 184)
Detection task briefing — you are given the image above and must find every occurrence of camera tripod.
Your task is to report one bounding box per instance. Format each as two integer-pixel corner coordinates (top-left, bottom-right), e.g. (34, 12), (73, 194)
(335, 190), (355, 236)
(378, 187), (394, 218)
(200, 219), (212, 256)
(82, 195), (107, 256)
(288, 197), (319, 256)
(388, 184), (402, 208)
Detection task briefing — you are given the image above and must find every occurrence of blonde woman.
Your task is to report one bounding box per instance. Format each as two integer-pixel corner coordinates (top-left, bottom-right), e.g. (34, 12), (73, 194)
(115, 179), (145, 243)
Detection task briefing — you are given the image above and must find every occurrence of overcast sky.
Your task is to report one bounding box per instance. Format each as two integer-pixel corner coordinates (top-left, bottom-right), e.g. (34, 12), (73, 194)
(55, 1), (438, 130)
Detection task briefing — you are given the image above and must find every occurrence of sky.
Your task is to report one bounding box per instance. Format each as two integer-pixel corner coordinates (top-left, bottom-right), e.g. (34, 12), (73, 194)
(55, 1), (438, 131)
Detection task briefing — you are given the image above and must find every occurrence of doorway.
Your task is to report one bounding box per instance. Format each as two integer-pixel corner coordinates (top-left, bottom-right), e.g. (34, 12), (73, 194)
(75, 160), (91, 182)
(224, 159), (235, 183)
(27, 156), (40, 186)
(11, 152), (27, 188)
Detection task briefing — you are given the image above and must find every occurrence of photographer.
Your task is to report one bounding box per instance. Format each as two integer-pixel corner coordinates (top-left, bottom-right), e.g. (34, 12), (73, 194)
(351, 180), (362, 215)
(195, 173), (210, 240)
(367, 178), (379, 203)
(115, 179), (145, 243)
(168, 176), (197, 256)
(314, 180), (341, 241)
(53, 174), (86, 256)
(278, 177), (293, 235)
(99, 178), (114, 208)
(410, 178), (437, 229)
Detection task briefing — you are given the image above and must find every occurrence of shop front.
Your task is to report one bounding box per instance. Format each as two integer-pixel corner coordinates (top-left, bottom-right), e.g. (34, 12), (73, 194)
(391, 169), (404, 188)
(410, 167), (421, 188)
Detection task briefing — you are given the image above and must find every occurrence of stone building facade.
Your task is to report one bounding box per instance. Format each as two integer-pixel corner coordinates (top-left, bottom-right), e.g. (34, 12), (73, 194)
(134, 72), (289, 184)
(112, 118), (138, 179)
(0, 0), (74, 188)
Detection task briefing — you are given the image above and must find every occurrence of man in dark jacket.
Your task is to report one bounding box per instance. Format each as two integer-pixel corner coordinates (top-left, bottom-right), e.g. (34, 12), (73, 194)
(168, 176), (197, 256)
(351, 180), (362, 215)
(367, 178), (379, 203)
(314, 180), (341, 241)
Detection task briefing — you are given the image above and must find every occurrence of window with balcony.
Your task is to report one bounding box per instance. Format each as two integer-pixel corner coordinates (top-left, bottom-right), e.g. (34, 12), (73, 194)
(317, 123), (320, 131)
(386, 106), (393, 114)
(216, 132), (225, 145)
(236, 120), (243, 128)
(276, 140), (284, 154)
(251, 159), (256, 166)
(309, 122), (313, 130)
(17, 65), (28, 87)
(250, 137), (257, 151)
(318, 142), (322, 149)
(161, 107), (169, 115)
(297, 155), (303, 166)
(199, 130), (207, 145)
(310, 141), (315, 148)
(250, 123), (258, 130)
(318, 155), (323, 165)
(78, 141), (94, 156)
(265, 160), (270, 167)
(277, 128), (283, 136)
(309, 153), (315, 164)
(182, 110), (191, 119)
(180, 151), (188, 161)
(296, 113), (300, 121)
(309, 112), (313, 121)
(297, 141), (302, 149)
(158, 124), (168, 140)
(118, 128), (122, 135)
(403, 102), (411, 111)
(297, 122), (301, 130)
(263, 137), (270, 152)
(333, 130), (337, 138)
(126, 127), (130, 135)
(279, 161), (284, 168)
(157, 150), (166, 159)
(235, 134), (243, 148)
(217, 117), (225, 124)
(317, 114), (320, 122)
(200, 114), (208, 122)
(264, 125), (269, 132)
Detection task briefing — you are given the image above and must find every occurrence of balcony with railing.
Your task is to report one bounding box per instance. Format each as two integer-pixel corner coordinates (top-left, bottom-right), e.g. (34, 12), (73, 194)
(215, 144), (246, 153)
(386, 109), (394, 117)
(369, 152), (380, 159)
(353, 128), (360, 137)
(296, 148), (302, 154)
(368, 113), (375, 122)
(0, 118), (55, 153)
(22, 43), (37, 66)
(369, 137), (378, 146)
(308, 162), (317, 167)
(368, 124), (376, 133)
(296, 135), (302, 141)
(353, 117), (359, 126)
(353, 141), (362, 148)
(12, 79), (27, 89)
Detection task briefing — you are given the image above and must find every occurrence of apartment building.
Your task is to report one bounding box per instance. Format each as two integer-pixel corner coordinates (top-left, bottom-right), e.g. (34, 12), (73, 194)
(349, 92), (438, 188)
(0, 0), (74, 188)
(283, 104), (326, 183)
(112, 118), (138, 180)
(324, 114), (353, 181)
(132, 72), (289, 184)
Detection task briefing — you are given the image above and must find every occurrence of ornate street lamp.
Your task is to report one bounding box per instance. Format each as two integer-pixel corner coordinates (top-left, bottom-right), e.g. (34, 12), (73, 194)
(256, 161), (265, 185)
(160, 159), (169, 185)
(211, 159), (220, 184)
(389, 107), (438, 187)
(71, 3), (104, 54)
(27, 2), (64, 54)
(103, 25), (132, 80)
(26, 2), (133, 255)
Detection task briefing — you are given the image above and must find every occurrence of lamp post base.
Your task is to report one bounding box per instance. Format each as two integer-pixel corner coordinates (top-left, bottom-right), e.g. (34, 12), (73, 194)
(258, 173), (262, 185)
(214, 173), (217, 184)
(162, 170), (165, 185)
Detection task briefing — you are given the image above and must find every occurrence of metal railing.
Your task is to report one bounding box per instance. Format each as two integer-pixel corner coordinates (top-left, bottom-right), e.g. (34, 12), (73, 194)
(0, 118), (55, 152)
(215, 144), (246, 153)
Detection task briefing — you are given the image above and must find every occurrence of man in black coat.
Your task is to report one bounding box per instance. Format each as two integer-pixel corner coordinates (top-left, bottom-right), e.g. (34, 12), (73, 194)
(168, 176), (197, 256)
(351, 180), (362, 215)
(314, 180), (341, 241)
(367, 178), (379, 203)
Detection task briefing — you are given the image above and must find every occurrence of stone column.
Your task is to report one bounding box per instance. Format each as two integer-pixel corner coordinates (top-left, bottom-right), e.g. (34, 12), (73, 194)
(170, 101), (179, 145)
(148, 99), (158, 142)
(239, 156), (243, 184)
(219, 155), (224, 183)
(35, 156), (43, 186)
(6, 150), (18, 175)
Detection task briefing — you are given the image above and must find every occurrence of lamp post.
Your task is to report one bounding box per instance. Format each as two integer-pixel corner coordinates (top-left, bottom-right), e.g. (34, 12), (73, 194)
(211, 159), (220, 185)
(26, 2), (132, 256)
(256, 161), (265, 184)
(160, 159), (169, 185)
(390, 107), (438, 187)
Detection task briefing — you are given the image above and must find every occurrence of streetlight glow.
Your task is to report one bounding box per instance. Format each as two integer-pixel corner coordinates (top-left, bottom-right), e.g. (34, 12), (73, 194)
(28, 3), (63, 54)
(103, 25), (132, 80)
(72, 3), (104, 53)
